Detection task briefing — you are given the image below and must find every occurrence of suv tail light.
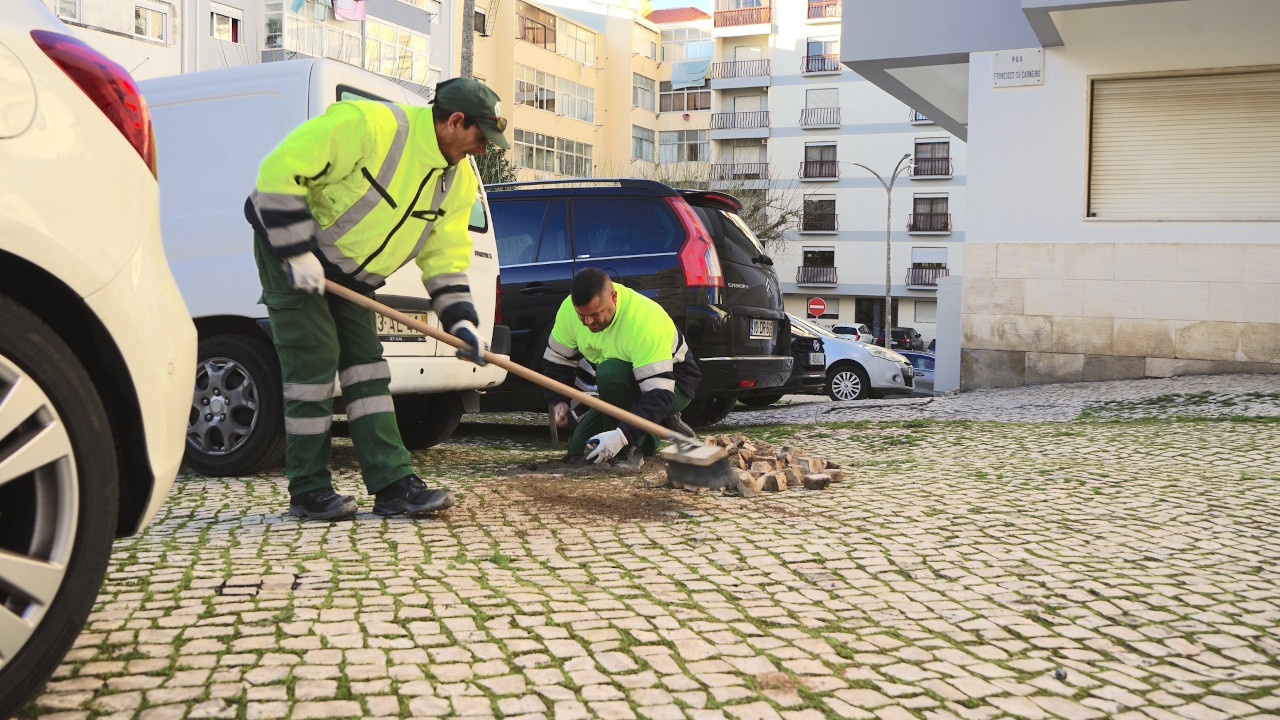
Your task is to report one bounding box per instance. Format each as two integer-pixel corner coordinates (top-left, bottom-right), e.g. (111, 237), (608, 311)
(31, 30), (157, 178)
(667, 197), (724, 288)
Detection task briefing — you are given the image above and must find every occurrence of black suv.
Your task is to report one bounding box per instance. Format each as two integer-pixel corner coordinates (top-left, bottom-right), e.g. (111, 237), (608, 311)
(482, 178), (792, 427)
(877, 326), (925, 351)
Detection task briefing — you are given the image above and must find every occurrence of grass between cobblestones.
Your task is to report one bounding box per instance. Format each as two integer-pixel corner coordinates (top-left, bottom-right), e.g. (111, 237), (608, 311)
(17, 393), (1280, 720)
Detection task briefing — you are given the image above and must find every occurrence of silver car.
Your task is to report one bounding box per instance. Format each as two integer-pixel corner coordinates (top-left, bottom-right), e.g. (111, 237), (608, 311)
(790, 315), (915, 400)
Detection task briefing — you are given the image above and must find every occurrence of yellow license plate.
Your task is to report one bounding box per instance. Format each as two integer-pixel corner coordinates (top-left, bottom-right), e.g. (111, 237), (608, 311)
(376, 312), (429, 342)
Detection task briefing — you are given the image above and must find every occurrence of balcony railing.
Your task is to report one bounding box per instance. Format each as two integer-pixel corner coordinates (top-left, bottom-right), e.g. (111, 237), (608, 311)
(710, 110), (770, 130)
(714, 5), (771, 27)
(912, 157), (953, 177)
(801, 213), (838, 232)
(800, 107), (841, 127)
(908, 212), (952, 232)
(905, 266), (950, 286)
(803, 54), (841, 73)
(797, 266), (838, 284)
(801, 160), (838, 179)
(710, 162), (768, 180)
(709, 58), (771, 79)
(807, 0), (840, 19)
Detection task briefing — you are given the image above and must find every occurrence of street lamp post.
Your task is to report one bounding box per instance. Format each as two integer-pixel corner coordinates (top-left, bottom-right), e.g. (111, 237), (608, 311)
(846, 154), (913, 348)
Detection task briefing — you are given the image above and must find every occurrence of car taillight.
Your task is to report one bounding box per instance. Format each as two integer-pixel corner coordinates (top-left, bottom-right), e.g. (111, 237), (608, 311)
(737, 379), (756, 389)
(30, 30), (157, 178)
(667, 197), (725, 288)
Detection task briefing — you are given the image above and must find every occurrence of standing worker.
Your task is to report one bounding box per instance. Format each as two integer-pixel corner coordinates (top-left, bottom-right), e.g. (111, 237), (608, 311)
(545, 268), (700, 468)
(246, 77), (509, 521)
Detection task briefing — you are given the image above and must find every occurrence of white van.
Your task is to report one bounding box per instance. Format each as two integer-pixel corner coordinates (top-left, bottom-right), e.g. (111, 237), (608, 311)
(141, 59), (508, 476)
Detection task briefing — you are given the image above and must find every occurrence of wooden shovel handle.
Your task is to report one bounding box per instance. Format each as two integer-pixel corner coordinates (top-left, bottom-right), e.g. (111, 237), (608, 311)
(324, 280), (678, 441)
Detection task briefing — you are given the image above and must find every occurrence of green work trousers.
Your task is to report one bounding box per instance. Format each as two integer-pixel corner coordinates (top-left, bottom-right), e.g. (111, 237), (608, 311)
(567, 359), (691, 457)
(254, 241), (413, 496)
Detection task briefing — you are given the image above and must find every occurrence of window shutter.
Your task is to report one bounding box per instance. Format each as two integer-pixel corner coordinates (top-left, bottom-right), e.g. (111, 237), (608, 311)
(1089, 69), (1280, 220)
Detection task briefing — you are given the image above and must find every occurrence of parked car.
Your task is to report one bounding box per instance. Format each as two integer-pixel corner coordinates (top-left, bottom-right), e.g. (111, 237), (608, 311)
(831, 323), (873, 343)
(0, 3), (197, 714)
(739, 318), (826, 407)
(896, 350), (936, 396)
(790, 315), (916, 400)
(139, 59), (509, 476)
(874, 326), (926, 351)
(483, 179), (792, 427)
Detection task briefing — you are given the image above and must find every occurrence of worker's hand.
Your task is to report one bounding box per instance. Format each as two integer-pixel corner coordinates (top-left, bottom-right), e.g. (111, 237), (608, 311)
(551, 402), (569, 428)
(282, 252), (325, 294)
(584, 428), (627, 464)
(449, 319), (488, 366)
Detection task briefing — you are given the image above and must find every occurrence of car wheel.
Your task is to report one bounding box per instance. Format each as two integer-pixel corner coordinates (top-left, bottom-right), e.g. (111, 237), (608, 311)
(682, 394), (739, 427)
(184, 334), (285, 476)
(738, 393), (783, 408)
(827, 363), (870, 401)
(0, 298), (119, 718)
(394, 392), (463, 450)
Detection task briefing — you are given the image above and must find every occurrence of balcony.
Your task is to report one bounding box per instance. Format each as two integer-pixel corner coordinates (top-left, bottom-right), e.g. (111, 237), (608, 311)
(710, 111), (770, 130)
(796, 266), (838, 285)
(714, 5), (771, 29)
(807, 0), (840, 20)
(800, 160), (838, 180)
(907, 212), (952, 232)
(800, 107), (840, 128)
(912, 157), (953, 177)
(905, 266), (951, 287)
(800, 213), (838, 232)
(710, 59), (771, 80)
(710, 162), (768, 180)
(802, 54), (841, 74)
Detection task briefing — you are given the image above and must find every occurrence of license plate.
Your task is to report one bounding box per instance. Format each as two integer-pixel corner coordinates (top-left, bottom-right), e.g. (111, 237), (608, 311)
(809, 352), (825, 366)
(749, 318), (773, 339)
(377, 312), (429, 342)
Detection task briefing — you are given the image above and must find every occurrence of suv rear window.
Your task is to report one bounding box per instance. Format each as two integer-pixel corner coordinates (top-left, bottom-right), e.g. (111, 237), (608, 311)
(571, 197), (681, 258)
(493, 199), (547, 265)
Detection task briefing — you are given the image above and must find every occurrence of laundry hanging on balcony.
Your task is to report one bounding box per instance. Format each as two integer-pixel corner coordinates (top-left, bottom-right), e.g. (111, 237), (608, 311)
(334, 0), (366, 21)
(671, 59), (711, 89)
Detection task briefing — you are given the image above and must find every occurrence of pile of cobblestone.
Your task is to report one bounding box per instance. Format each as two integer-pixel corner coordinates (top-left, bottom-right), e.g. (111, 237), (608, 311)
(668, 433), (845, 496)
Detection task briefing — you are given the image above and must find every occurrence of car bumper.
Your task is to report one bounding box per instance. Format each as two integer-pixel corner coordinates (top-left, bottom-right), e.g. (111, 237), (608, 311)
(867, 359), (915, 393)
(697, 355), (793, 395)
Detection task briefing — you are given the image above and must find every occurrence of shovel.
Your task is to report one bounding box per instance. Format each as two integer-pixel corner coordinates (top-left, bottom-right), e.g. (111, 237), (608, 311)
(324, 280), (736, 489)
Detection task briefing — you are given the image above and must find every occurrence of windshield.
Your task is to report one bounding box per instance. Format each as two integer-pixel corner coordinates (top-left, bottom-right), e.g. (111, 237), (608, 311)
(789, 314), (837, 338)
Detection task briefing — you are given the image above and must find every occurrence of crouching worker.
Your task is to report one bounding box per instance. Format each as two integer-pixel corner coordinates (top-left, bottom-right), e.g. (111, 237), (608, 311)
(544, 268), (701, 468)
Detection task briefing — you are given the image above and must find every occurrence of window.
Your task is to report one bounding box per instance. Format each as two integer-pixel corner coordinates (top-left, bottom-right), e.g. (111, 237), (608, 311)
(210, 3), (241, 43)
(556, 78), (594, 123)
(910, 195), (950, 232)
(802, 143), (837, 178)
(632, 126), (655, 163)
(804, 37), (839, 73)
(914, 301), (938, 324)
(913, 139), (951, 177)
(911, 247), (947, 267)
(572, 198), (683, 257)
(517, 1), (556, 51)
(660, 27), (711, 63)
(911, 109), (932, 123)
(801, 87), (840, 127)
(658, 130), (709, 163)
(513, 130), (592, 178)
(365, 20), (430, 84)
(134, 3), (168, 42)
(803, 248), (834, 267)
(515, 65), (556, 113)
(474, 10), (487, 34)
(556, 138), (593, 177)
(494, 200), (549, 266)
(802, 194), (836, 232)
(633, 74), (655, 112)
(659, 81), (710, 113)
(559, 20), (596, 66)
(57, 0), (79, 21)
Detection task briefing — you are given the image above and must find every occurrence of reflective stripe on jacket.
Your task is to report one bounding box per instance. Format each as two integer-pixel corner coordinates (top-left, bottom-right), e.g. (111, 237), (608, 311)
(248, 101), (478, 293)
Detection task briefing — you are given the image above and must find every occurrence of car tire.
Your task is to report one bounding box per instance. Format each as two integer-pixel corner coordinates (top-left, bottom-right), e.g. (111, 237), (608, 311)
(682, 393), (739, 427)
(394, 392), (464, 450)
(184, 334), (285, 476)
(0, 297), (119, 718)
(738, 393), (783, 408)
(827, 363), (870, 401)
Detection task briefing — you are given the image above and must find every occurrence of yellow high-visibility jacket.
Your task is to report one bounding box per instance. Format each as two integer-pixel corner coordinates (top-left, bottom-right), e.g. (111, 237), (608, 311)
(248, 100), (477, 301)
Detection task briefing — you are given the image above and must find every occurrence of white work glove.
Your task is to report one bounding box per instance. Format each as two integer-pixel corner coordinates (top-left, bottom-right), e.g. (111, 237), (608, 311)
(584, 428), (627, 464)
(282, 252), (325, 294)
(449, 319), (488, 366)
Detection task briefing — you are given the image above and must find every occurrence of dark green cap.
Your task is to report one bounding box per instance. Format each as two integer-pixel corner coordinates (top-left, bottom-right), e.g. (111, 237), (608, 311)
(434, 77), (510, 150)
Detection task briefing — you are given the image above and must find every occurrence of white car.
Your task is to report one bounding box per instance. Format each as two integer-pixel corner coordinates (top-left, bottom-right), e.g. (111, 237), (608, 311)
(831, 322), (874, 344)
(0, 3), (197, 715)
(790, 315), (914, 400)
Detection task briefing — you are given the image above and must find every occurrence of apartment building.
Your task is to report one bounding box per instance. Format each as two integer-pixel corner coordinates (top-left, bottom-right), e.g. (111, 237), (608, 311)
(844, 0), (1280, 389)
(42, 0), (454, 89)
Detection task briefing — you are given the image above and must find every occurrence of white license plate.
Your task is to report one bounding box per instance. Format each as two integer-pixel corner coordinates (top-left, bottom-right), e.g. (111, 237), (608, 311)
(749, 318), (773, 338)
(377, 312), (429, 342)
(809, 352), (825, 366)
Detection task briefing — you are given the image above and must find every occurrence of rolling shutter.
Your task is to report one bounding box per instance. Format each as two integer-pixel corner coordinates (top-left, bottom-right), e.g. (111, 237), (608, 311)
(1088, 69), (1280, 220)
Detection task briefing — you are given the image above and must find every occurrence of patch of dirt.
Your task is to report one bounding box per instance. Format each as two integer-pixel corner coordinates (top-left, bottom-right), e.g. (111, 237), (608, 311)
(497, 458), (693, 522)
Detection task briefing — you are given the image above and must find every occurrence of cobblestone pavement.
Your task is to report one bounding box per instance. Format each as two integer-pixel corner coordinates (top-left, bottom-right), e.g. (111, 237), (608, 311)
(17, 375), (1280, 720)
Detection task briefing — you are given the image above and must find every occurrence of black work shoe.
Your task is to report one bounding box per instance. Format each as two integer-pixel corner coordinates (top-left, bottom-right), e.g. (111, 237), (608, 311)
(289, 488), (358, 521)
(610, 445), (644, 470)
(562, 452), (585, 465)
(373, 474), (455, 516)
(663, 411), (696, 438)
